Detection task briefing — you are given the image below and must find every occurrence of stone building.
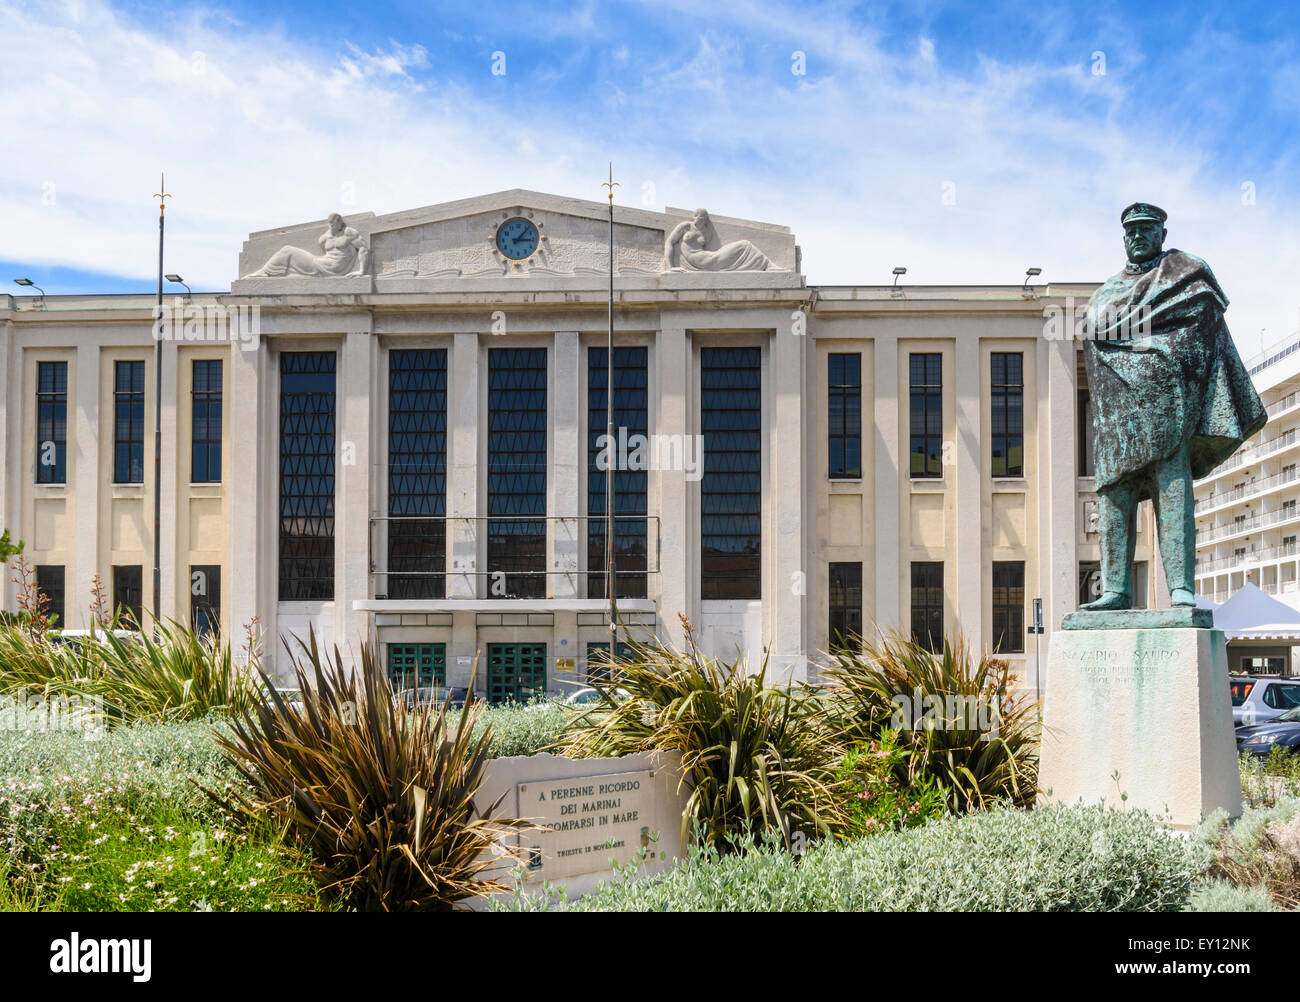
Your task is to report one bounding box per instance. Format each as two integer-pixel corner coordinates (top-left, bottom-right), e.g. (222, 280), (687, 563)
(0, 189), (1157, 696)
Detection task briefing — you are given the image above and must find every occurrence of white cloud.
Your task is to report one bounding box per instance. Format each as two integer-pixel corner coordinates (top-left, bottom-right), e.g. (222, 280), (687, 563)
(1, 0), (1295, 350)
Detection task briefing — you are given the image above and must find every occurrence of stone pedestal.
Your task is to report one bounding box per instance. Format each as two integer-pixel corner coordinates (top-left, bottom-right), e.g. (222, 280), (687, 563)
(1039, 623), (1241, 829)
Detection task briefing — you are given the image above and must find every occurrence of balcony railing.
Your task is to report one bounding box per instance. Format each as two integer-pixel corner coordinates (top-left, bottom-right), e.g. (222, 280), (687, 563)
(1215, 427), (1297, 474)
(1196, 542), (1300, 574)
(1267, 390), (1300, 419)
(1195, 465), (1300, 514)
(367, 515), (661, 601)
(1198, 503), (1300, 544)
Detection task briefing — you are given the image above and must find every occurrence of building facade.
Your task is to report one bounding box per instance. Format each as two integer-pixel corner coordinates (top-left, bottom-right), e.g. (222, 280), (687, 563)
(0, 190), (1158, 697)
(1194, 324), (1300, 672)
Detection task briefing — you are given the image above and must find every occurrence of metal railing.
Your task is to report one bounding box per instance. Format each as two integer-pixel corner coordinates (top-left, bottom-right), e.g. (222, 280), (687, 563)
(1216, 427), (1297, 473)
(1196, 542), (1300, 574)
(1248, 333), (1300, 376)
(1196, 465), (1300, 514)
(366, 515), (661, 600)
(1267, 391), (1300, 419)
(1198, 502), (1300, 543)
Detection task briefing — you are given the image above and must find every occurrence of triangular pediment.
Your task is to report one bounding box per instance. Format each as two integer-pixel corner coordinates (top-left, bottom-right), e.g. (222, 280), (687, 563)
(233, 189), (800, 291)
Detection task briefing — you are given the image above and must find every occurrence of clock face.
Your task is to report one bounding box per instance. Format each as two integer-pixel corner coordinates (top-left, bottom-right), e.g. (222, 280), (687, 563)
(496, 217), (540, 260)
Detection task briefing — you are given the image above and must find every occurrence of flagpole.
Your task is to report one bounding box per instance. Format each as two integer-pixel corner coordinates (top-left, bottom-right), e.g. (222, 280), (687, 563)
(152, 175), (170, 627)
(602, 165), (620, 655)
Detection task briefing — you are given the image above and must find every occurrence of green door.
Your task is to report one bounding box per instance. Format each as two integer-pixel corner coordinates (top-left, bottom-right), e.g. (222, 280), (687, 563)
(586, 642), (636, 684)
(387, 643), (446, 691)
(487, 643), (547, 704)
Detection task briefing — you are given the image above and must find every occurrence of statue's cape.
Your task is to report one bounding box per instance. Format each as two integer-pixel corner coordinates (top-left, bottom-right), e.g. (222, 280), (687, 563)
(1083, 249), (1267, 495)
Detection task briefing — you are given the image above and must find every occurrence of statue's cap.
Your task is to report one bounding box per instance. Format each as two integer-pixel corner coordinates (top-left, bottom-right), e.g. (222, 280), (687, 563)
(1121, 202), (1167, 226)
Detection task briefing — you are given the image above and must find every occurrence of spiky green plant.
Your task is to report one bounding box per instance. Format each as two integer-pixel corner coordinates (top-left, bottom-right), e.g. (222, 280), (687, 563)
(0, 613), (260, 723)
(209, 630), (535, 911)
(560, 616), (849, 851)
(822, 631), (1040, 813)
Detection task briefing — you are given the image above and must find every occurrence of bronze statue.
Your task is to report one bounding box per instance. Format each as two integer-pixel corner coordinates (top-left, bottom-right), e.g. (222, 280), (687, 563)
(1080, 203), (1267, 611)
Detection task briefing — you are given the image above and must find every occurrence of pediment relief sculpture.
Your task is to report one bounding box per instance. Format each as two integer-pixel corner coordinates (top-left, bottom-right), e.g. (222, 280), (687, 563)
(662, 208), (780, 272)
(243, 213), (369, 278)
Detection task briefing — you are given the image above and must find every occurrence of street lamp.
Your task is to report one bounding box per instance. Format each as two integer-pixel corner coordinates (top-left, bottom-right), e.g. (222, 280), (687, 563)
(1022, 267), (1042, 296)
(891, 266), (906, 298)
(13, 277), (45, 308)
(165, 274), (191, 301)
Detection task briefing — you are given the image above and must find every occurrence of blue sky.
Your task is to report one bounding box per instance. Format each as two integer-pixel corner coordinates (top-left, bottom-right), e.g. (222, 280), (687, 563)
(3, 0), (1298, 351)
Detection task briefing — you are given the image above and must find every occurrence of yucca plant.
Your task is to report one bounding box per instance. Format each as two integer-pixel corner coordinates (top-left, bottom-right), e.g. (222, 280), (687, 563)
(0, 613), (260, 723)
(561, 616), (849, 852)
(208, 630), (534, 911)
(92, 616), (262, 721)
(822, 631), (1040, 813)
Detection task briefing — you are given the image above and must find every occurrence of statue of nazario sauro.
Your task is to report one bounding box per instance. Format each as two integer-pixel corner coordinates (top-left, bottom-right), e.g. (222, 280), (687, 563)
(1080, 202), (1267, 611)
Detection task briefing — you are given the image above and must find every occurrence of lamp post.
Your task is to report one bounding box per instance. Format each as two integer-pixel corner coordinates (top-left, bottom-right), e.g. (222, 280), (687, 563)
(152, 176), (171, 627)
(602, 165), (620, 658)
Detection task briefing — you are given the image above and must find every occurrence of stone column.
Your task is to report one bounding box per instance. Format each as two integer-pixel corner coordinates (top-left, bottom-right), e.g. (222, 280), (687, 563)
(656, 326), (692, 649)
(873, 335), (901, 632)
(1041, 334), (1078, 683)
(448, 332), (480, 600)
(770, 324), (807, 677)
(335, 329), (374, 665)
(955, 336), (983, 655)
(73, 343), (100, 629)
(227, 338), (266, 661)
(551, 332), (581, 599)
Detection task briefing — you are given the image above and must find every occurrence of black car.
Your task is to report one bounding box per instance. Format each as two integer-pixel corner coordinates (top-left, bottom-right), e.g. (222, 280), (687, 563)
(1236, 706), (1300, 758)
(402, 686), (473, 711)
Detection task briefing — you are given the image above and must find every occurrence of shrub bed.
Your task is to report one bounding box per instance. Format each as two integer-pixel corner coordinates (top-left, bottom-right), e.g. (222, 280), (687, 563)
(527, 803), (1202, 912)
(0, 712), (324, 911)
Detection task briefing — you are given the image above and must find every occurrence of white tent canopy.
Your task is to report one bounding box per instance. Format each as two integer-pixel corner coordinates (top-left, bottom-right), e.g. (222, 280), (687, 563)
(1212, 582), (1300, 641)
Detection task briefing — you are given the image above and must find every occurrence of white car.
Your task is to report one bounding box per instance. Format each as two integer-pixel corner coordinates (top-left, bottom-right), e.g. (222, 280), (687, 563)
(565, 687), (632, 706)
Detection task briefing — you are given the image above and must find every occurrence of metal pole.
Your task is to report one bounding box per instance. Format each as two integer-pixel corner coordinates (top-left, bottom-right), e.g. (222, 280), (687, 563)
(152, 175), (170, 627)
(603, 165), (619, 651)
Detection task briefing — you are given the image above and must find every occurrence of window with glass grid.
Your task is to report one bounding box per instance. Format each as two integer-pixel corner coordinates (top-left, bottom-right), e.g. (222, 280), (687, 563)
(190, 565), (221, 638)
(36, 565), (64, 626)
(911, 561), (944, 653)
(113, 564), (143, 627)
(487, 348), (547, 599)
(909, 353), (942, 478)
(278, 351), (336, 601)
(114, 360), (146, 483)
(36, 361), (67, 484)
(388, 349), (447, 600)
(829, 562), (863, 652)
(588, 345), (648, 600)
(192, 359), (223, 483)
(701, 347), (761, 599)
(991, 560), (1025, 653)
(828, 353), (862, 479)
(990, 352), (1023, 478)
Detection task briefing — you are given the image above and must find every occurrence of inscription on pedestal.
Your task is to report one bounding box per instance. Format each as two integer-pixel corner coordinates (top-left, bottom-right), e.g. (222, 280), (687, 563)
(517, 769), (656, 881)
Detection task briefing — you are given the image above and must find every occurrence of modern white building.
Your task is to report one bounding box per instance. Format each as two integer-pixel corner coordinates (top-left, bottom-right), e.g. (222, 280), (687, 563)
(0, 189), (1160, 698)
(1195, 321), (1300, 673)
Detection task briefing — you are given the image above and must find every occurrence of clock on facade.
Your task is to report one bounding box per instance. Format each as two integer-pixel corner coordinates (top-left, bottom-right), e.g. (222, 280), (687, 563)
(495, 217), (540, 260)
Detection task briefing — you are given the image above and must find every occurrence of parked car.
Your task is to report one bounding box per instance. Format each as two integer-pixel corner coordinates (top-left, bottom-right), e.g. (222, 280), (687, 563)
(1231, 675), (1300, 727)
(1236, 706), (1300, 757)
(47, 629), (142, 655)
(402, 685), (473, 711)
(564, 686), (632, 706)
